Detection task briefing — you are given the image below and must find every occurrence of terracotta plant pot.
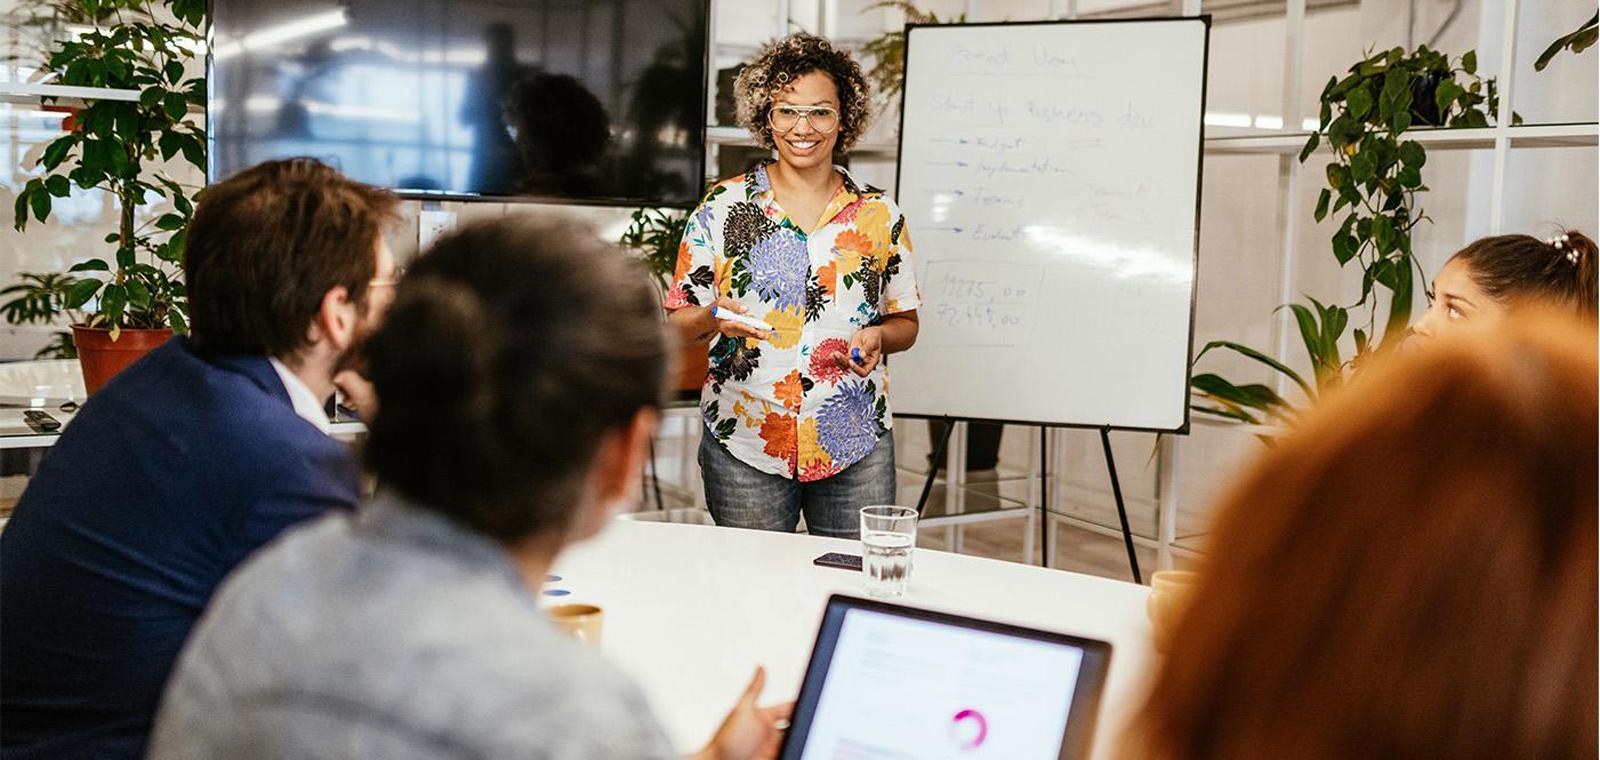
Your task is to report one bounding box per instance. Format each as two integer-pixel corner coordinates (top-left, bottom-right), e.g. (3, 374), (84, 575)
(72, 325), (173, 395)
(676, 342), (710, 392)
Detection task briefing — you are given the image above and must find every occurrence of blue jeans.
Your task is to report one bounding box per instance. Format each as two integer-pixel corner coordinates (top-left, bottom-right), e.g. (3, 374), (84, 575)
(698, 432), (897, 539)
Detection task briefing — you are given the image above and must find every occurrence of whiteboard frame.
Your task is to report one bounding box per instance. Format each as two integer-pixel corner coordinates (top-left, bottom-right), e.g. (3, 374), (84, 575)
(888, 16), (1211, 436)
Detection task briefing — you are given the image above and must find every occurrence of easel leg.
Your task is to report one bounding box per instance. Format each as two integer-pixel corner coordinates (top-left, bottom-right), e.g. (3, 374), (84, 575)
(1100, 427), (1142, 584)
(947, 421), (966, 552)
(1022, 426), (1038, 564)
(1039, 426), (1050, 568)
(648, 438), (664, 511)
(914, 418), (956, 518)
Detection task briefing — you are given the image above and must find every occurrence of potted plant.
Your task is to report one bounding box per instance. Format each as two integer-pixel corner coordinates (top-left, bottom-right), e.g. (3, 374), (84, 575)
(619, 206), (707, 392)
(1192, 45), (1512, 425)
(4, 0), (206, 393)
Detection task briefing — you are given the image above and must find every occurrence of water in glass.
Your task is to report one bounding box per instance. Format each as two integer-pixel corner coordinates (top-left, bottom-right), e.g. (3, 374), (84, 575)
(860, 506), (917, 598)
(862, 531), (913, 597)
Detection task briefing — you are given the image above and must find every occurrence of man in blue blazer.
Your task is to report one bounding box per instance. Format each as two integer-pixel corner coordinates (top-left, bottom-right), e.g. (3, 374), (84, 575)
(0, 159), (399, 760)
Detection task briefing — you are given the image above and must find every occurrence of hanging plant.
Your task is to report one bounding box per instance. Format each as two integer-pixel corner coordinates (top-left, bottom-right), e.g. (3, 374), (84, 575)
(1192, 45), (1514, 425)
(1535, 12), (1597, 71)
(859, 1), (966, 111)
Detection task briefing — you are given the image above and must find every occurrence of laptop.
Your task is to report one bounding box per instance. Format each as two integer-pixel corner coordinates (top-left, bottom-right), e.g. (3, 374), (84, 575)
(779, 595), (1113, 760)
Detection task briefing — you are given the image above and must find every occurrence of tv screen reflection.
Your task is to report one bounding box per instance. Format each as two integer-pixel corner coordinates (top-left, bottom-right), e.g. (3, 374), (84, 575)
(210, 0), (708, 207)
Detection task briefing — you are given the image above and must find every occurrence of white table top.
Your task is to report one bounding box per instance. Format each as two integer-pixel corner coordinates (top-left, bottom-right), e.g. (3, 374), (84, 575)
(552, 519), (1154, 759)
(0, 359), (84, 407)
(0, 360), (82, 448)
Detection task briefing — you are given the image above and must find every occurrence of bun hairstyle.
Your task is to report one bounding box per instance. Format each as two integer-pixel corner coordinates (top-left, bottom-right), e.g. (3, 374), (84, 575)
(364, 216), (670, 544)
(1450, 229), (1597, 317)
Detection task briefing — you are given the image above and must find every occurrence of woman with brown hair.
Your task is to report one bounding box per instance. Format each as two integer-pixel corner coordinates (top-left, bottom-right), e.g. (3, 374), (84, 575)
(1128, 309), (1597, 759)
(1412, 228), (1597, 340)
(149, 217), (791, 760)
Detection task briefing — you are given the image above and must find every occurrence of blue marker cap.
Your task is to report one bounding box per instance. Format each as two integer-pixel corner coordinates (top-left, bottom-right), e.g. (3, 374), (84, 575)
(851, 347), (864, 365)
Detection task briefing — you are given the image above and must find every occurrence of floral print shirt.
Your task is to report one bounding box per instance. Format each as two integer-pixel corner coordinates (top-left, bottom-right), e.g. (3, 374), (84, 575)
(666, 162), (920, 482)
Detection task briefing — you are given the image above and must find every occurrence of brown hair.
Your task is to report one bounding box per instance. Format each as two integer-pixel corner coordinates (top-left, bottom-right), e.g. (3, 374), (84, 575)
(734, 32), (873, 153)
(1128, 310), (1598, 759)
(184, 158), (398, 358)
(1450, 229), (1597, 316)
(363, 216), (670, 544)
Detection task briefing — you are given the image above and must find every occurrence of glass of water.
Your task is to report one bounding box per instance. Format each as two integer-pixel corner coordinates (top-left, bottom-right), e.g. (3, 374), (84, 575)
(860, 506), (918, 598)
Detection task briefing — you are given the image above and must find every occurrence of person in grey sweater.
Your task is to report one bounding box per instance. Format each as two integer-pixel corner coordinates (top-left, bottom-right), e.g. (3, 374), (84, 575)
(148, 216), (791, 760)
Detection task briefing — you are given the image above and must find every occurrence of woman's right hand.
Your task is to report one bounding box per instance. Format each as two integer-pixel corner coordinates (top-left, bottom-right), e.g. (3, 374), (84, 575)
(707, 297), (770, 342)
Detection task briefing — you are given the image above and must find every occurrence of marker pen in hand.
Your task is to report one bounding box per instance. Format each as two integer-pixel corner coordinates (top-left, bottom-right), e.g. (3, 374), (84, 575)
(851, 347), (865, 366)
(711, 306), (774, 333)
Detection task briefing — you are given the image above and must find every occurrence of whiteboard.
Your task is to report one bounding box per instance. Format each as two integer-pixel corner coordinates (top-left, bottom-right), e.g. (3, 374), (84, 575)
(890, 19), (1208, 432)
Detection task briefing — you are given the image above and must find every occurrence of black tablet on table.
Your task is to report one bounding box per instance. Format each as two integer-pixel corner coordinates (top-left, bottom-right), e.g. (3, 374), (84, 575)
(778, 594), (1113, 760)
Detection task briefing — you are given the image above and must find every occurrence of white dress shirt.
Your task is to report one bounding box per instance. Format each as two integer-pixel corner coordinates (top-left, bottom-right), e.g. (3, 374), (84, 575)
(268, 358), (331, 434)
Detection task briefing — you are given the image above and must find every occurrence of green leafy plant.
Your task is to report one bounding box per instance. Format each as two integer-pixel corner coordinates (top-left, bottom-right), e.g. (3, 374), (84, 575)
(0, 273), (83, 358)
(860, 1), (966, 110)
(5, 0), (207, 355)
(1535, 12), (1597, 71)
(620, 207), (690, 292)
(1192, 45), (1512, 425)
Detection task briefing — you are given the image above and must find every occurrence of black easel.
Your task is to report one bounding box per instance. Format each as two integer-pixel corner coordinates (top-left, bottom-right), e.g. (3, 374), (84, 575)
(646, 438), (664, 512)
(1035, 426), (1141, 583)
(913, 417), (956, 517)
(917, 419), (1141, 584)
(1099, 427), (1142, 584)
(1039, 426), (1049, 566)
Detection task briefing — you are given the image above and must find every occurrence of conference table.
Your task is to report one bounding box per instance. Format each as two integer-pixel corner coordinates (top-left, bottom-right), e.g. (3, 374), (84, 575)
(1, 358), (1162, 756)
(552, 519), (1155, 759)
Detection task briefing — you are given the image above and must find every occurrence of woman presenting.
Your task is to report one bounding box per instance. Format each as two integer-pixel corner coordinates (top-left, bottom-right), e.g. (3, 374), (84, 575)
(666, 33), (919, 538)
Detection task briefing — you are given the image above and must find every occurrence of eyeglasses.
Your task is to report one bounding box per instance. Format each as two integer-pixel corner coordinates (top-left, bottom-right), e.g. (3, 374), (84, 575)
(768, 105), (839, 134)
(368, 266), (405, 289)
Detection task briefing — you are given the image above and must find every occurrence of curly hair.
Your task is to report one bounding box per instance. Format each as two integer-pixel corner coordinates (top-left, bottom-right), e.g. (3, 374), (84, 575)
(734, 32), (873, 153)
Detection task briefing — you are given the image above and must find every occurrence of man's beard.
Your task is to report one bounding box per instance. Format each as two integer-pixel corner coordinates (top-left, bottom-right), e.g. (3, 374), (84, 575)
(334, 302), (377, 376)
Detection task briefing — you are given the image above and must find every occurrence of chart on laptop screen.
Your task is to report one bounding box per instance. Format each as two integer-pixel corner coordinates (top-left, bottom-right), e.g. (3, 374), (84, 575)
(799, 608), (1084, 760)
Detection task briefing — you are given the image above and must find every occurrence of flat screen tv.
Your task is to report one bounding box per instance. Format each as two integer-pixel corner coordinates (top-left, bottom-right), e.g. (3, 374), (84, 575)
(209, 0), (708, 207)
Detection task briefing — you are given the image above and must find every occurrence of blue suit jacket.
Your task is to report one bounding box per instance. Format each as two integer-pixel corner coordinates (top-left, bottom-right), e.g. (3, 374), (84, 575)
(0, 339), (360, 760)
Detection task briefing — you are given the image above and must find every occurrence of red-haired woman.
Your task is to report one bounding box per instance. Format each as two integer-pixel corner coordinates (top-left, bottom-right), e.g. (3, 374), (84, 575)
(1128, 308), (1597, 759)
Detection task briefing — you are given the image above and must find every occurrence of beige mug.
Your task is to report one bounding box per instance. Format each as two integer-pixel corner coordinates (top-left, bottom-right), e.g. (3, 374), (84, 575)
(547, 604), (604, 647)
(1146, 570), (1200, 653)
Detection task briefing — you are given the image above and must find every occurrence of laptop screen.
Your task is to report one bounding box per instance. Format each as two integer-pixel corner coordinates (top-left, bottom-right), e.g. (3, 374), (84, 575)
(780, 596), (1113, 760)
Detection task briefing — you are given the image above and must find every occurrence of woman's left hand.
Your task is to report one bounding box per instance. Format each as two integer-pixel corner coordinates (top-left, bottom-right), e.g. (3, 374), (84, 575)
(833, 326), (883, 377)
